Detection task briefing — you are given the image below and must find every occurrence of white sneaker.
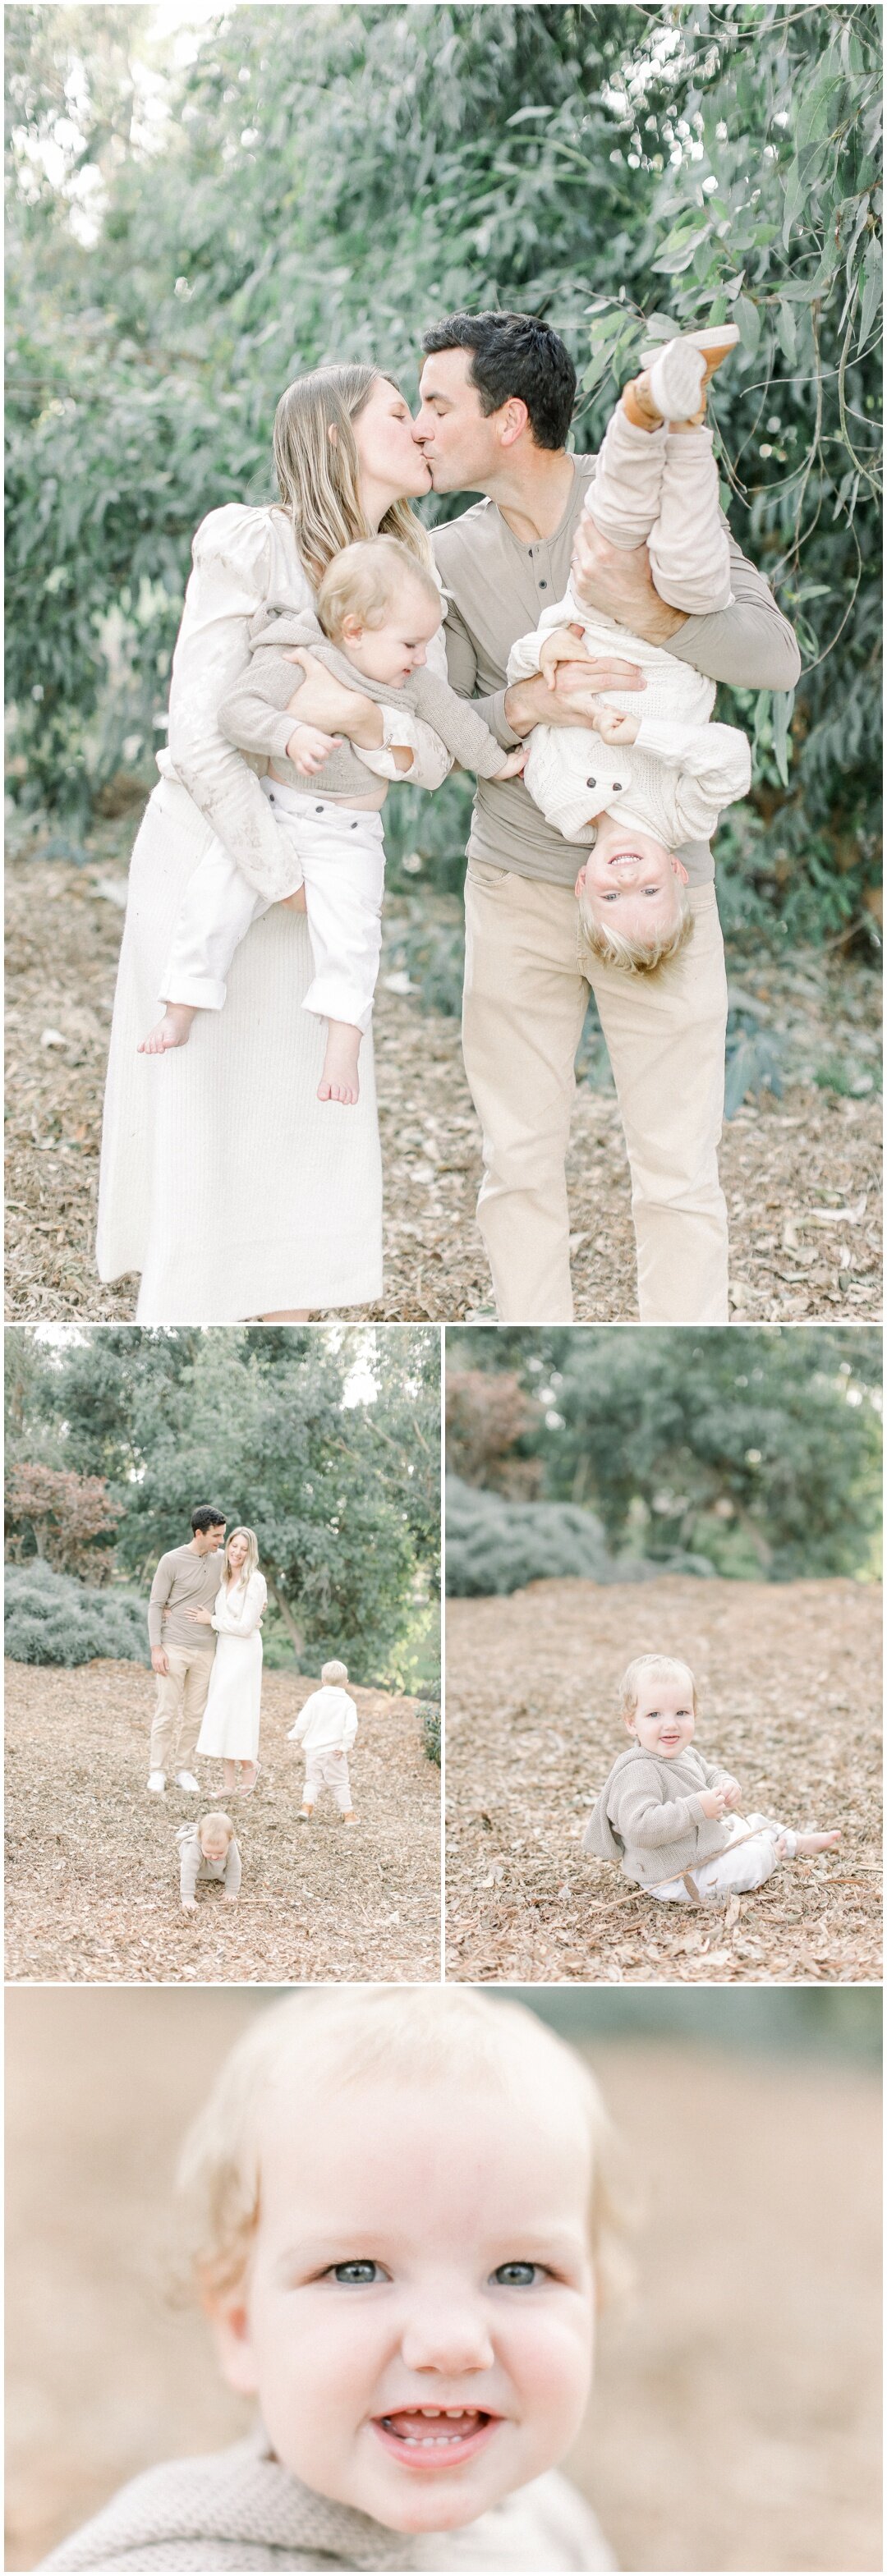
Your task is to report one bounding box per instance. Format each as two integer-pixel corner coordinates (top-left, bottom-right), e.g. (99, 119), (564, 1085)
(647, 338), (707, 423)
(175, 1770), (200, 1793)
(147, 1770), (166, 1794)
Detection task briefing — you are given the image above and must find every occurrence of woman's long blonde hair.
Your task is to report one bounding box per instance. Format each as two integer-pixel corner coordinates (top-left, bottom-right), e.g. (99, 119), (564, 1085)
(273, 365), (434, 590)
(223, 1527), (260, 1587)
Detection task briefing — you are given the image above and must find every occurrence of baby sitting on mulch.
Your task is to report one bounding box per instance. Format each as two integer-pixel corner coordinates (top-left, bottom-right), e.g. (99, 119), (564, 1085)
(583, 1653), (839, 1904)
(177, 1811), (241, 1913)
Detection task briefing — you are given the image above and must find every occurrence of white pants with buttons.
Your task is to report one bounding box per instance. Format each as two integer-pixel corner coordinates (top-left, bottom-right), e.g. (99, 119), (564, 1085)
(302, 1744), (353, 1812)
(649, 1811), (797, 1903)
(160, 777), (386, 1033)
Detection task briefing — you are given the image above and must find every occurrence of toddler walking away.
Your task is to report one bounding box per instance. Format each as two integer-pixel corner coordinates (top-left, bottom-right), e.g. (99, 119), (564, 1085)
(177, 1811), (241, 1913)
(140, 535), (524, 1104)
(288, 1660), (359, 1825)
(583, 1653), (839, 1905)
(507, 324), (753, 975)
(41, 1985), (623, 2571)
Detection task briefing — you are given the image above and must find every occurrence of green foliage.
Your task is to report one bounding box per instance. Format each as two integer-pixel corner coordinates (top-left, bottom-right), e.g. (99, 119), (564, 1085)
(4, 1558), (150, 1666)
(447, 1327), (882, 1580)
(6, 1325), (440, 1685)
(5, 5), (881, 944)
(444, 1473), (711, 1596)
(416, 1701), (441, 1767)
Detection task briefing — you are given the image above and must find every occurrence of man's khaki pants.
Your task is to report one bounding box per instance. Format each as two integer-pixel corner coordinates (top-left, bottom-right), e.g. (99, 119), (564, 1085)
(462, 863), (729, 1323)
(149, 1646), (213, 1775)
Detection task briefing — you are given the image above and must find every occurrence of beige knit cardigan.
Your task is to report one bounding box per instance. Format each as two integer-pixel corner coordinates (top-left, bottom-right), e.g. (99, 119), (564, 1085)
(39, 2427), (615, 2571)
(583, 1743), (734, 1885)
(218, 607), (506, 797)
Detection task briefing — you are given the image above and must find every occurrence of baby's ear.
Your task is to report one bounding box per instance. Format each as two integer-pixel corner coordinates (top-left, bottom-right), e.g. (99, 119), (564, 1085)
(204, 2286), (261, 2398)
(671, 856), (690, 885)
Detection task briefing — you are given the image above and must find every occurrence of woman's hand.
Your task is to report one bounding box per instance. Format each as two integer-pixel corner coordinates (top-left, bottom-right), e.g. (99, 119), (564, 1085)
(186, 1605), (214, 1625)
(285, 720), (343, 776)
(284, 649), (384, 751)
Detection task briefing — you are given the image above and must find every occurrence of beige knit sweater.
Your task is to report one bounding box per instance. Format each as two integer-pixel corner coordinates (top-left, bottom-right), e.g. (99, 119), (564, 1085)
(218, 607), (507, 796)
(40, 2428), (615, 2571)
(583, 1743), (733, 1885)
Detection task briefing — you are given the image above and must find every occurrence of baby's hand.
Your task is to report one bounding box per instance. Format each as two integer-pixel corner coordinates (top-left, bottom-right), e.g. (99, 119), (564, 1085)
(286, 723), (342, 775)
(538, 623), (591, 691)
(698, 1785), (730, 1821)
(223, 1891), (239, 1905)
(492, 746), (526, 779)
(587, 701), (640, 746)
(721, 1776), (742, 1809)
(182, 1897), (198, 1913)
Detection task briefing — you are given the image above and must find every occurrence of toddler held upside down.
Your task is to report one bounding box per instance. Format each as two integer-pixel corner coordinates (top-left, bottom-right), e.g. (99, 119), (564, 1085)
(583, 1655), (839, 1904)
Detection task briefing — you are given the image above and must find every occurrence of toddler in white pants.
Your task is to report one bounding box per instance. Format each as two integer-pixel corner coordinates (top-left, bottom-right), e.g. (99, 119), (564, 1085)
(583, 1653), (839, 1904)
(288, 1660), (359, 1824)
(508, 326), (754, 975)
(140, 536), (522, 1104)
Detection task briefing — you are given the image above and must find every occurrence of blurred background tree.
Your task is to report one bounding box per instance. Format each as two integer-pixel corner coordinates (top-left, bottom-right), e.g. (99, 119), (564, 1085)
(5, 1324), (440, 1683)
(445, 1324), (882, 1589)
(6, 2), (881, 957)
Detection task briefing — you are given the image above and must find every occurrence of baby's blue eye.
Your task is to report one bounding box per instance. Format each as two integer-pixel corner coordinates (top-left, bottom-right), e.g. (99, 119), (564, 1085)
(329, 2260), (383, 2285)
(490, 2261), (542, 2287)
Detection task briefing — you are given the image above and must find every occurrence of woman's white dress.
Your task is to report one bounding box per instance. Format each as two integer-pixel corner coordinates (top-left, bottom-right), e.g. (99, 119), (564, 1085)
(95, 503), (451, 1321)
(195, 1570), (268, 1762)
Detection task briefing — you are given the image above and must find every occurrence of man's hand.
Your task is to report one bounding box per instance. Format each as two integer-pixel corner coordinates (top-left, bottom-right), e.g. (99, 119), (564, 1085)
(571, 515), (687, 645)
(503, 661), (645, 739)
(284, 649), (384, 751)
(151, 1646), (169, 1678)
(698, 1785), (730, 1821)
(285, 721), (342, 776)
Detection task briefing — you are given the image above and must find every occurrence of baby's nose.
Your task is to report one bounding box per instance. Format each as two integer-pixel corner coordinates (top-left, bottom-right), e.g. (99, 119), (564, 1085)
(400, 2298), (494, 2377)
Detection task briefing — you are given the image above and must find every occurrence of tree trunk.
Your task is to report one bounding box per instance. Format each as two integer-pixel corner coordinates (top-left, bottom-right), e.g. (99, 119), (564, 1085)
(267, 1579), (304, 1660)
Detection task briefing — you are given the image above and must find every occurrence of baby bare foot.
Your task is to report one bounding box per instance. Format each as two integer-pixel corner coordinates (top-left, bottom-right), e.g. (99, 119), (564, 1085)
(318, 1022), (361, 1105)
(793, 1830), (841, 1856)
(139, 1004), (197, 1054)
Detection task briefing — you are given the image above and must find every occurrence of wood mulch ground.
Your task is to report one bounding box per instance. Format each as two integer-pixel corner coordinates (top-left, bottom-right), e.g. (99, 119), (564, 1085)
(5, 825), (881, 1320)
(445, 1575), (882, 1984)
(4, 1660), (441, 1984)
(7, 1989), (881, 2571)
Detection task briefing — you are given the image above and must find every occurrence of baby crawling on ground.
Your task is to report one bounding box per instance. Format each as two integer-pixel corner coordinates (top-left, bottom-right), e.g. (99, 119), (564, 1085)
(583, 1653), (839, 1903)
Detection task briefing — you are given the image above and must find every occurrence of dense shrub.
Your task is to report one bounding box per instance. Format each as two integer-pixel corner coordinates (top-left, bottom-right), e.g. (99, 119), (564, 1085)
(444, 1476), (712, 1598)
(4, 1560), (150, 1666)
(417, 1701), (441, 1766)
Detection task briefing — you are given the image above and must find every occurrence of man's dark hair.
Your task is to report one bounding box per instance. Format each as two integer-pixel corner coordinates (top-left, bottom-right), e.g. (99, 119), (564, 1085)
(191, 1504), (227, 1536)
(421, 311), (576, 451)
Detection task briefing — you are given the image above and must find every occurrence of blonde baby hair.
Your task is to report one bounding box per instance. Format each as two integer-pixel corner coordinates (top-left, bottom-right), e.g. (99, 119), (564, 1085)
(273, 365), (434, 592)
(577, 866), (693, 977)
(177, 1986), (631, 2306)
(618, 1652), (699, 1727)
(223, 1527), (260, 1586)
(321, 1658), (349, 1684)
(316, 535), (439, 644)
(198, 1811), (236, 1846)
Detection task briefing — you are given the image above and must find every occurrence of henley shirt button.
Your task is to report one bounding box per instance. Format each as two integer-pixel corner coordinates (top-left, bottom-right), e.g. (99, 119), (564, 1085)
(539, 579), (548, 589)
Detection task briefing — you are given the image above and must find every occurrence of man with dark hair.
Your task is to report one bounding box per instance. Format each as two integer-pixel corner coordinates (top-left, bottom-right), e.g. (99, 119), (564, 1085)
(415, 310), (801, 1324)
(146, 1505), (227, 1794)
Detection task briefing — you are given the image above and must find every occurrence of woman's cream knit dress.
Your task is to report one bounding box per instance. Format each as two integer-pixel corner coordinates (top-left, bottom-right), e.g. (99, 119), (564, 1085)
(95, 504), (450, 1321)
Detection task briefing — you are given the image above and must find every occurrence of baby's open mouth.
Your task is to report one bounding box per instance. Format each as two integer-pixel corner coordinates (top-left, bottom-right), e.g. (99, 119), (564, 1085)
(372, 2408), (497, 2468)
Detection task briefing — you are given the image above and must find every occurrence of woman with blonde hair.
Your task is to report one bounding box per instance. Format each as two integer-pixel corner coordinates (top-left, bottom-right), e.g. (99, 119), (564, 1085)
(191, 1525), (268, 1795)
(96, 365), (448, 1321)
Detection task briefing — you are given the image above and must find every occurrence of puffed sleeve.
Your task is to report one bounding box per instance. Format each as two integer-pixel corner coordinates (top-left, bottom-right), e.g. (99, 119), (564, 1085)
(355, 563), (453, 789)
(210, 1570), (267, 1637)
(163, 506), (310, 903)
